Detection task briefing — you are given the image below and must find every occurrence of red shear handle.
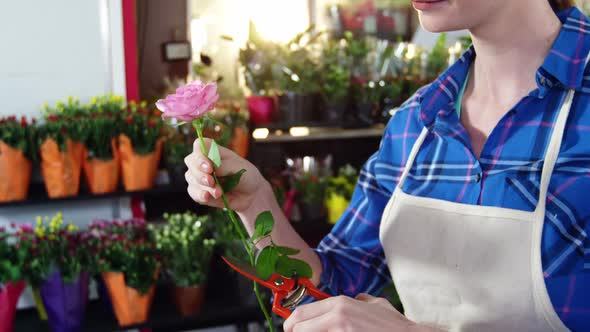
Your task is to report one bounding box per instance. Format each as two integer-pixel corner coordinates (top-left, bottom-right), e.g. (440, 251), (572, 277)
(299, 279), (330, 301)
(272, 290), (292, 319)
(271, 280), (332, 319)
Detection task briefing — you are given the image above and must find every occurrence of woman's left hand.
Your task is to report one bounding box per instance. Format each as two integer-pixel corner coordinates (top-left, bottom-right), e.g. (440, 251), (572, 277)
(283, 294), (440, 332)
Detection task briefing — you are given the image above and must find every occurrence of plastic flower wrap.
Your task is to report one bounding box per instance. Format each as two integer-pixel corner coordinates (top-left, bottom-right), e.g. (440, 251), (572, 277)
(87, 219), (158, 294)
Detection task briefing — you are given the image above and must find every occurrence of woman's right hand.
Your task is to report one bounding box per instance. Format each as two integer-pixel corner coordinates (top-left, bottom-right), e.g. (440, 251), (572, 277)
(184, 138), (268, 213)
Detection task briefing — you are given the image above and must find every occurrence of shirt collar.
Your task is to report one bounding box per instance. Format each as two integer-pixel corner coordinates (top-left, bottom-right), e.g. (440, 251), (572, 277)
(539, 7), (590, 91)
(417, 7), (590, 128)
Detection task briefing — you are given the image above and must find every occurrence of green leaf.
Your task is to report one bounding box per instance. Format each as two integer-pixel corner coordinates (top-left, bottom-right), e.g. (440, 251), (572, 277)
(251, 211), (274, 241)
(275, 256), (312, 279)
(255, 246), (279, 280)
(208, 140), (222, 169)
(219, 169), (246, 193)
(275, 246), (300, 256)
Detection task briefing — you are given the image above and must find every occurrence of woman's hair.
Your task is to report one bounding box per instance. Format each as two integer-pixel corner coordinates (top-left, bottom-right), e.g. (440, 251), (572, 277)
(549, 0), (575, 12)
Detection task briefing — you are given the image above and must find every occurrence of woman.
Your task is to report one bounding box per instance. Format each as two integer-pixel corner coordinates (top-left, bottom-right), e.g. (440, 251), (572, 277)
(185, 0), (590, 331)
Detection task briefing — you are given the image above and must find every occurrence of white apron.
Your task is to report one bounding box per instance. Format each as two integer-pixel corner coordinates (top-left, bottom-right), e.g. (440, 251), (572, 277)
(379, 81), (580, 331)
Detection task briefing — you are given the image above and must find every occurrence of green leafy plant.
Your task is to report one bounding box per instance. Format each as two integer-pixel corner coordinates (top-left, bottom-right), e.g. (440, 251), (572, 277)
(151, 212), (216, 287)
(41, 97), (89, 144)
(0, 116), (36, 160)
(238, 21), (282, 96)
(294, 174), (328, 205)
(327, 165), (358, 200)
(320, 40), (352, 104)
(210, 209), (249, 261)
(165, 138), (192, 166)
(0, 224), (28, 283)
(84, 94), (126, 160)
(120, 101), (163, 155)
(18, 213), (85, 285)
(87, 219), (159, 294)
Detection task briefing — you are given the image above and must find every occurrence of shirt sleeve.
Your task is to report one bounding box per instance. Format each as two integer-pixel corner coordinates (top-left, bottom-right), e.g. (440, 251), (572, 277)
(312, 149), (393, 297)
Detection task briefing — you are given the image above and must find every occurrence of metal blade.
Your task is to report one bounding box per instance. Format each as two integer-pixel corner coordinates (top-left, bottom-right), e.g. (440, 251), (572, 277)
(221, 256), (267, 285)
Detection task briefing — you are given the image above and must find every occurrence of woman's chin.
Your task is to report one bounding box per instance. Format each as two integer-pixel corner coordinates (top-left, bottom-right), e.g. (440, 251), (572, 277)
(418, 14), (466, 33)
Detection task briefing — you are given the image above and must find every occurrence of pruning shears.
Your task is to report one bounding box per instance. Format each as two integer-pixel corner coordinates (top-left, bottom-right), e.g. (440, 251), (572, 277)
(222, 256), (331, 319)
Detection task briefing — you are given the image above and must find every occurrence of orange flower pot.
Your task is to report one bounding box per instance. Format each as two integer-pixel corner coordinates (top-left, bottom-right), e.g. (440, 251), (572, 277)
(119, 135), (163, 191)
(172, 284), (206, 317)
(0, 141), (31, 202)
(229, 127), (249, 158)
(40, 139), (82, 198)
(101, 272), (157, 326)
(83, 139), (120, 194)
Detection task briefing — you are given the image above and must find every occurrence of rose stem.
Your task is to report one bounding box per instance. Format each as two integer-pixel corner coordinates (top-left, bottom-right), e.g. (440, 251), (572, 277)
(193, 119), (275, 332)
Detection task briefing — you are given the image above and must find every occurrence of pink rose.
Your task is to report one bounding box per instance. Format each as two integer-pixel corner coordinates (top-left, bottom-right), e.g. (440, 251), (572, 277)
(155, 81), (219, 121)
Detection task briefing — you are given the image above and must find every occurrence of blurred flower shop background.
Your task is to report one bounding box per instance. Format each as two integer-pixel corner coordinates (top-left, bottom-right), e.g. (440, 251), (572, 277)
(2, 1), (588, 332)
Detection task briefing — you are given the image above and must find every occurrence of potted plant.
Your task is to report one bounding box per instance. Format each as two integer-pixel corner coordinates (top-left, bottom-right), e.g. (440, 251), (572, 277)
(151, 212), (215, 316)
(119, 101), (164, 191)
(83, 95), (124, 194)
(294, 173), (328, 222)
(163, 122), (195, 187)
(207, 101), (251, 158)
(164, 133), (193, 187)
(0, 223), (28, 332)
(0, 116), (35, 202)
(325, 165), (358, 224)
(37, 101), (86, 198)
(319, 40), (352, 124)
(277, 27), (323, 126)
(19, 213), (89, 332)
(88, 219), (159, 326)
(238, 22), (280, 125)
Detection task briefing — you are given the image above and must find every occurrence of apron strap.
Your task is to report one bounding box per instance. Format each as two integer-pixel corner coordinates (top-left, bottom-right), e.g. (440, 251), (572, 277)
(397, 127), (430, 189)
(535, 52), (590, 213)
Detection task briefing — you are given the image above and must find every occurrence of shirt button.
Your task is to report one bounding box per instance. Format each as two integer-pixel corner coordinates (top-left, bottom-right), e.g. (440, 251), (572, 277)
(539, 76), (546, 85)
(474, 173), (482, 183)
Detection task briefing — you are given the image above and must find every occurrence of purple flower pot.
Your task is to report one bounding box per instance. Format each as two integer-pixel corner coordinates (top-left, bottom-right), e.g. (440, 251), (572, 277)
(40, 271), (89, 332)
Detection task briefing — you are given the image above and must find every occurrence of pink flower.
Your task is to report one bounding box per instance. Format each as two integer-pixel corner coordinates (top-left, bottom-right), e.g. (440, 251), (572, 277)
(155, 81), (219, 121)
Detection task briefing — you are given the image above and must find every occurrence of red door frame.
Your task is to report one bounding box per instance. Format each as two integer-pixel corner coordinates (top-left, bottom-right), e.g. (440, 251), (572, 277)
(122, 0), (139, 102)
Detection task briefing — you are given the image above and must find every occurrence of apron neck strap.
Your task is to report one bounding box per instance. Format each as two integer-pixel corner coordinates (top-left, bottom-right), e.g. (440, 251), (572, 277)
(397, 127), (430, 189)
(535, 52), (590, 213)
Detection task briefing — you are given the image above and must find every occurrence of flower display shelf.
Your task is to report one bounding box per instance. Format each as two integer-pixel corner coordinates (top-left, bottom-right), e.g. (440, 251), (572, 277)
(0, 183), (186, 208)
(14, 296), (264, 332)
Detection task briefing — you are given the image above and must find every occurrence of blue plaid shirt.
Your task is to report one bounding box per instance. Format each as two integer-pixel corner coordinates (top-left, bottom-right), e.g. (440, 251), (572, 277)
(315, 7), (590, 331)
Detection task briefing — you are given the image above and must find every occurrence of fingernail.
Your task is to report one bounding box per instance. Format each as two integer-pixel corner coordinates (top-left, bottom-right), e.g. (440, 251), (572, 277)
(201, 176), (210, 186)
(200, 161), (210, 171)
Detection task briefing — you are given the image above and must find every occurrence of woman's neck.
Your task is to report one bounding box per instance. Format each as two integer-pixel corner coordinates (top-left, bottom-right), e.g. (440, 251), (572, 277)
(469, 0), (562, 101)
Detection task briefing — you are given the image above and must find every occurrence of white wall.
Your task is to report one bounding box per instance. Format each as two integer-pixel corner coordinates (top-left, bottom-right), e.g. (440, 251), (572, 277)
(0, 0), (126, 118)
(0, 0), (129, 308)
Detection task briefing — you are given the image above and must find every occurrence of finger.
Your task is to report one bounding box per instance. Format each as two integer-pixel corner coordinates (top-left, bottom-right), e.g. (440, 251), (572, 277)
(185, 153), (213, 175)
(284, 296), (347, 332)
(187, 185), (210, 204)
(290, 311), (336, 332)
(185, 170), (215, 188)
(198, 183), (221, 199)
